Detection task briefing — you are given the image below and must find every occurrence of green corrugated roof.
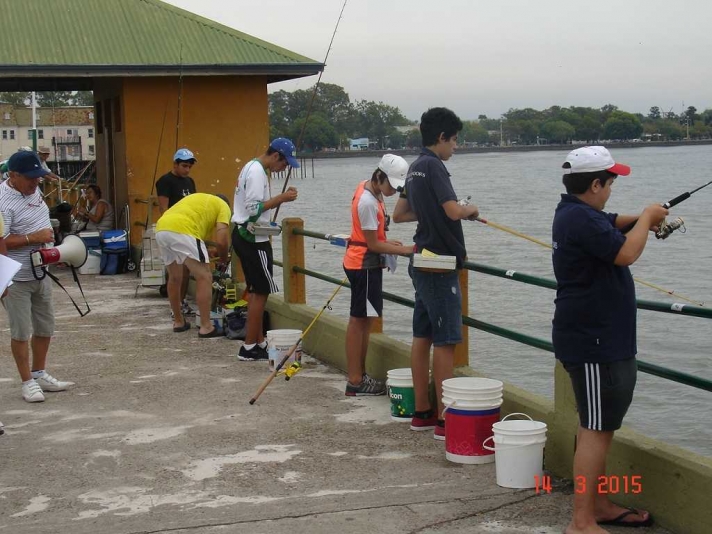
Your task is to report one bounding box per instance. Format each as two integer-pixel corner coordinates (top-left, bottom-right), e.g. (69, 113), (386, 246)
(0, 0), (322, 79)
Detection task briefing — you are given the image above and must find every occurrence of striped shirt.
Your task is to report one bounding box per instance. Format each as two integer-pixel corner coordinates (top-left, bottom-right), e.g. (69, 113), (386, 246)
(0, 180), (52, 281)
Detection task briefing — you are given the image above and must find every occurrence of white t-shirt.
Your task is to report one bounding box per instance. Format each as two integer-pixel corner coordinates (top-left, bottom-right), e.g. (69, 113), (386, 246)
(0, 180), (52, 281)
(356, 186), (379, 231)
(232, 160), (271, 243)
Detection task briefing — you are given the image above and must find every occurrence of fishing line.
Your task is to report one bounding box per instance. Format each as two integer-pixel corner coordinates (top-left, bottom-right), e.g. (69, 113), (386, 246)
(473, 216), (706, 307)
(272, 0), (348, 222)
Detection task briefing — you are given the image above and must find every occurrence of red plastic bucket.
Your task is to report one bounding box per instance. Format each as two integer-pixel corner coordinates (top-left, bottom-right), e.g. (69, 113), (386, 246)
(444, 406), (500, 464)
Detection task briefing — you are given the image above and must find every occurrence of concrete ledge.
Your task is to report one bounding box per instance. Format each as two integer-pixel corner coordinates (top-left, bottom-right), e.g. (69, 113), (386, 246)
(265, 292), (712, 534)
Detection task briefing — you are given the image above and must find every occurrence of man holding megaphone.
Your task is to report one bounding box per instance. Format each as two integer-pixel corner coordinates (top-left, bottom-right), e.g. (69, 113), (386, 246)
(0, 150), (74, 403)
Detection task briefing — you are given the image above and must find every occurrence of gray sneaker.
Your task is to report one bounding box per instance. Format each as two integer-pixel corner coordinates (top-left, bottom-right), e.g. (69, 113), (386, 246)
(345, 373), (386, 396)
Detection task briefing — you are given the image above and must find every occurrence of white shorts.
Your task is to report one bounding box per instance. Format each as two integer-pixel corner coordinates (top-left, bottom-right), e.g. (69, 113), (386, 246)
(155, 231), (209, 265)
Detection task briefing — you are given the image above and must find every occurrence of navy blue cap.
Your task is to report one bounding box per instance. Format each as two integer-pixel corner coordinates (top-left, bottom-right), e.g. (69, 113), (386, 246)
(7, 151), (49, 179)
(269, 138), (300, 168)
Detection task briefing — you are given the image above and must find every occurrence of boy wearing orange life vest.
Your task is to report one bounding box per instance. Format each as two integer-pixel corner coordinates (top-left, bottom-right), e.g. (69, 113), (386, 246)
(343, 155), (414, 396)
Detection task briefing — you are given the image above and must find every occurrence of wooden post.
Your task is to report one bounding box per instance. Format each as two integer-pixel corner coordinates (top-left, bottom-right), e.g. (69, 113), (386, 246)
(454, 268), (469, 367)
(370, 316), (383, 334)
(281, 218), (306, 304)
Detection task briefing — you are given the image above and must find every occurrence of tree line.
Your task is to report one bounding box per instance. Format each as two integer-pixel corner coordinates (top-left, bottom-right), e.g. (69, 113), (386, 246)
(478, 104), (712, 146)
(269, 83), (712, 150)
(269, 83), (413, 151)
(0, 91), (94, 107)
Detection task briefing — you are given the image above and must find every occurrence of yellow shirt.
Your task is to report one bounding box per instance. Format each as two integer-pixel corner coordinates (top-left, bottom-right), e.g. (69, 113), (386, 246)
(156, 193), (231, 240)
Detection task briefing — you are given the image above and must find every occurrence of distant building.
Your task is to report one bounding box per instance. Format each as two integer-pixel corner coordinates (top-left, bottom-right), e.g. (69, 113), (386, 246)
(395, 125), (418, 134)
(0, 103), (95, 163)
(348, 137), (370, 151)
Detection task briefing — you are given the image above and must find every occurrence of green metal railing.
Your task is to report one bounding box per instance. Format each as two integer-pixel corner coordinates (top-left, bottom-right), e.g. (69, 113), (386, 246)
(279, 227), (712, 393)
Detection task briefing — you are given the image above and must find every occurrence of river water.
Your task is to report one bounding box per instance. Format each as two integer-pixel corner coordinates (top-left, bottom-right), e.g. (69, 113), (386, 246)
(271, 145), (712, 457)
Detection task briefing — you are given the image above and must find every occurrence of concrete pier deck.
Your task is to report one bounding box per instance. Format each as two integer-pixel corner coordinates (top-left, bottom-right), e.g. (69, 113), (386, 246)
(0, 273), (672, 534)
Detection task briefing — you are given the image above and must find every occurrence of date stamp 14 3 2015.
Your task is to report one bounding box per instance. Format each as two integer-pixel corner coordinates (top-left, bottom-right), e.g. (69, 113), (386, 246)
(534, 475), (643, 495)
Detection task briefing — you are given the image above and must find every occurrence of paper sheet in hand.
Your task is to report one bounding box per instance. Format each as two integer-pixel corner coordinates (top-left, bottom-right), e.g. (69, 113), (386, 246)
(0, 254), (22, 294)
(383, 254), (398, 273)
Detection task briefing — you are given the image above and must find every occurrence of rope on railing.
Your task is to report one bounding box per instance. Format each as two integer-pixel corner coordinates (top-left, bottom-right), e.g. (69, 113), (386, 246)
(275, 260), (712, 393)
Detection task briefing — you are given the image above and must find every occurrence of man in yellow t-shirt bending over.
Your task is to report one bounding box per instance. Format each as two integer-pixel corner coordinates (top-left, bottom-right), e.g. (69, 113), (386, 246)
(155, 193), (231, 338)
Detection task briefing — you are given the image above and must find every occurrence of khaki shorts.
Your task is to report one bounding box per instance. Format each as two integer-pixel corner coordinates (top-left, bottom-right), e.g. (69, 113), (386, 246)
(2, 277), (55, 341)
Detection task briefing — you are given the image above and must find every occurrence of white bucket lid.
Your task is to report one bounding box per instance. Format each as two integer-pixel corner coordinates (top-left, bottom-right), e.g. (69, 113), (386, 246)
(493, 420), (547, 433)
(443, 396), (503, 409)
(387, 368), (412, 378)
(266, 329), (302, 336)
(442, 377), (504, 391)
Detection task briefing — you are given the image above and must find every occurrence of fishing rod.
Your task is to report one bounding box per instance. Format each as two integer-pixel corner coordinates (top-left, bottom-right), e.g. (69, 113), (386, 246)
(249, 278), (347, 405)
(620, 179), (712, 239)
(460, 197), (707, 307)
(272, 0), (348, 222)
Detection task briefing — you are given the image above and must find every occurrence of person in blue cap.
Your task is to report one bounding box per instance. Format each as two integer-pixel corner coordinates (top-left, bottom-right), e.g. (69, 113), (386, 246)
(0, 150), (74, 403)
(156, 148), (198, 213)
(231, 138), (299, 361)
(156, 148), (198, 314)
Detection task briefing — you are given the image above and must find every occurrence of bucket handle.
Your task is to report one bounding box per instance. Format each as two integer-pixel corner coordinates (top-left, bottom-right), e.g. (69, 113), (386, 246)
(441, 399), (456, 419)
(482, 435), (545, 451)
(501, 412), (533, 422)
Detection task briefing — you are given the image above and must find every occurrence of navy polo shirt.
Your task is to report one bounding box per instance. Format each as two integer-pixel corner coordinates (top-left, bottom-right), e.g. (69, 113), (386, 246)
(551, 194), (636, 363)
(401, 148), (466, 267)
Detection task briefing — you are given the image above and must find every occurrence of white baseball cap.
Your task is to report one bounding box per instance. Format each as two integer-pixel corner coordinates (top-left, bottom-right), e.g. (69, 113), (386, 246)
(377, 154), (409, 190)
(562, 146), (630, 176)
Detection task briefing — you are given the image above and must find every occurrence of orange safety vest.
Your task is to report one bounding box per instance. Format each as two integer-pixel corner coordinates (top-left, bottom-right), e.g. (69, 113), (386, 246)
(343, 181), (386, 270)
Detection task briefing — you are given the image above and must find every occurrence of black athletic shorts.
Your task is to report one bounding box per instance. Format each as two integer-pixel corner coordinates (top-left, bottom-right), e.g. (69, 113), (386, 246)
(344, 267), (383, 318)
(563, 358), (637, 432)
(232, 228), (279, 295)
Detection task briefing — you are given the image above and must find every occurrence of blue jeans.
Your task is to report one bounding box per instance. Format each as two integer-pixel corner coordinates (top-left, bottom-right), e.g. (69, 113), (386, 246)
(409, 263), (462, 346)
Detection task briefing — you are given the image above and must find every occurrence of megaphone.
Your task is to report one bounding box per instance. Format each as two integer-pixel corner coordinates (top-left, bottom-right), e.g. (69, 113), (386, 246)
(31, 234), (87, 274)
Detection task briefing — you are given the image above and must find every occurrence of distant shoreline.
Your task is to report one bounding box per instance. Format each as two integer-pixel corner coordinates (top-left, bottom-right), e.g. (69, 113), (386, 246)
(304, 139), (712, 160)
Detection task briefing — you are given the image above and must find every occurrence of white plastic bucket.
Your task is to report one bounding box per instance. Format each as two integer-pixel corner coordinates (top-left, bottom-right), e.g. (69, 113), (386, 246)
(441, 377), (504, 465)
(483, 413), (547, 489)
(442, 396), (503, 410)
(266, 329), (302, 370)
(442, 377), (503, 394)
(386, 368), (415, 422)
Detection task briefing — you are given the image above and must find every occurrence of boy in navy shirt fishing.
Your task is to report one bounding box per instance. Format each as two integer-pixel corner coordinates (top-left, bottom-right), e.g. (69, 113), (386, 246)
(552, 146), (667, 533)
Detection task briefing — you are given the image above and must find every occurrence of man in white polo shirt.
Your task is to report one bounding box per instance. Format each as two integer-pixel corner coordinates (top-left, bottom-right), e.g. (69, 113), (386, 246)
(0, 150), (74, 403)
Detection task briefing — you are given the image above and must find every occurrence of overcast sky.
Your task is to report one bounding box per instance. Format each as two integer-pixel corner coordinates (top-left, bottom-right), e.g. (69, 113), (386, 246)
(165, 0), (712, 122)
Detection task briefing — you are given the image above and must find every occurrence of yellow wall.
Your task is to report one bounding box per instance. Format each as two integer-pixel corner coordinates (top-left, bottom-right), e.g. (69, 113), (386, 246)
(121, 75), (270, 245)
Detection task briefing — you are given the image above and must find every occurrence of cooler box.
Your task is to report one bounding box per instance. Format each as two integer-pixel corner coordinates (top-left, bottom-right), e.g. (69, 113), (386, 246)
(79, 231), (101, 249)
(101, 230), (128, 252)
(79, 249), (102, 275)
(100, 252), (126, 275)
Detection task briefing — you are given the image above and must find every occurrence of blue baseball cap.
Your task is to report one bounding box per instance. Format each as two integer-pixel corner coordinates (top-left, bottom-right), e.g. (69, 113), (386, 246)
(269, 138), (300, 168)
(7, 151), (49, 179)
(173, 148), (196, 163)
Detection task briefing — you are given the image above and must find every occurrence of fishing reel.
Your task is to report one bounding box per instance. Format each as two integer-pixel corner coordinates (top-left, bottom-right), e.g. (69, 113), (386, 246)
(283, 361), (303, 381)
(655, 217), (685, 240)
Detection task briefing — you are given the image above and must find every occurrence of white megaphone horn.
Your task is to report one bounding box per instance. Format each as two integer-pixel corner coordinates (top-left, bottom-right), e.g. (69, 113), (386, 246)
(31, 235), (88, 274)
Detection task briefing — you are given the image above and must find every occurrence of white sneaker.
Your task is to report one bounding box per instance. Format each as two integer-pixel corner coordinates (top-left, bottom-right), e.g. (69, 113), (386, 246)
(0, 421), (4, 435)
(22, 380), (46, 402)
(35, 372), (74, 392)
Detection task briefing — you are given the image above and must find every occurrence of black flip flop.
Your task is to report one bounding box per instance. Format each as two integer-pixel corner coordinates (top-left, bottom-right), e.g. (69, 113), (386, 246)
(599, 508), (653, 528)
(198, 327), (224, 339)
(173, 323), (191, 333)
